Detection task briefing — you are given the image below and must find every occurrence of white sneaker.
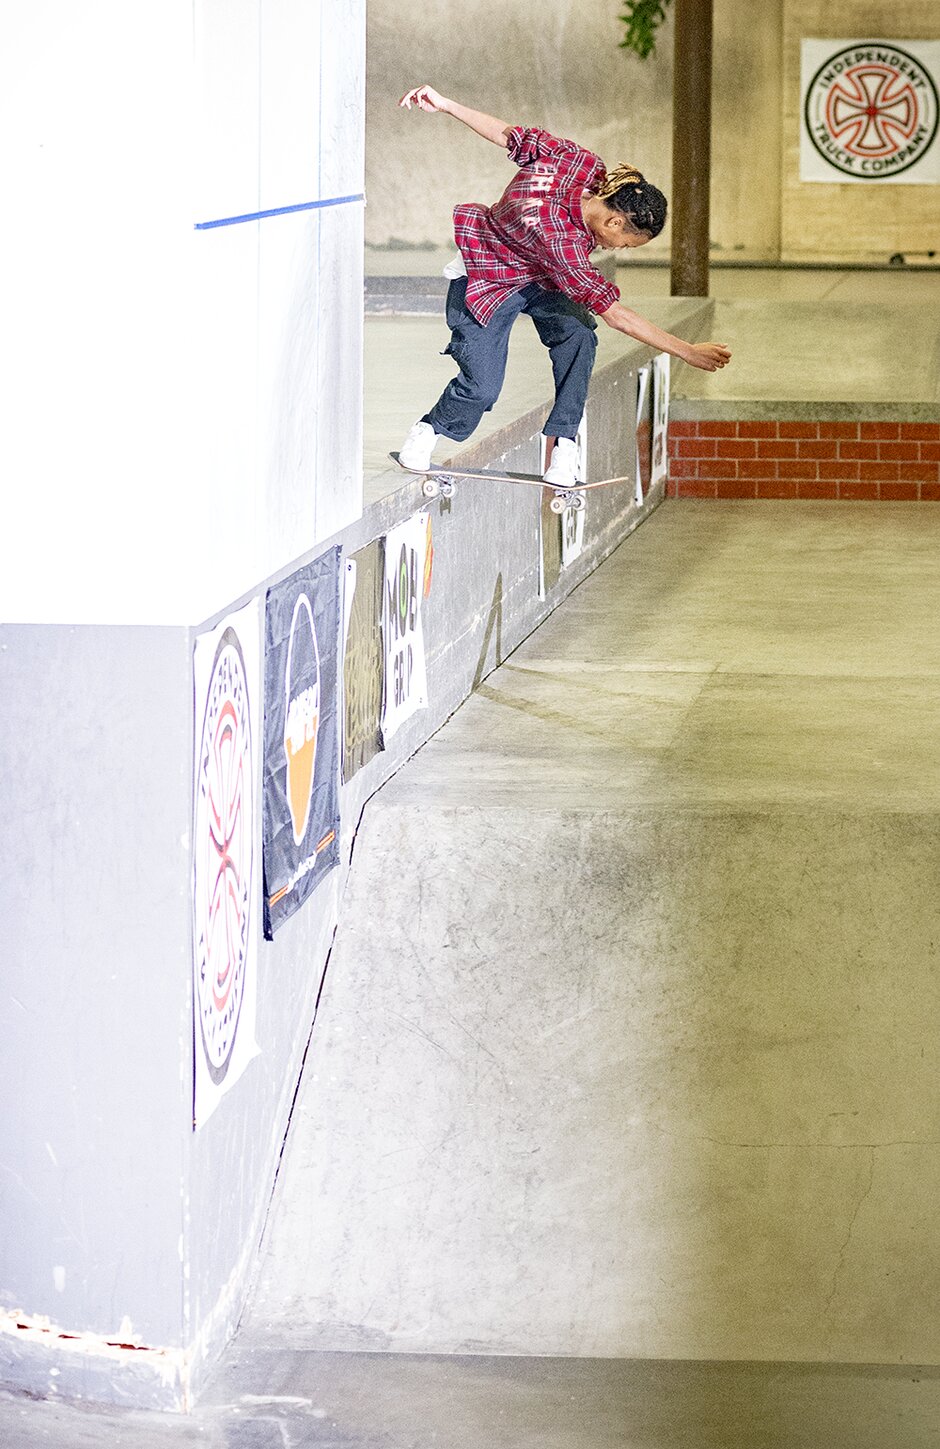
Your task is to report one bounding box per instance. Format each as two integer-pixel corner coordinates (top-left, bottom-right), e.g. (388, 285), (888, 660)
(399, 420), (439, 471)
(543, 435), (580, 486)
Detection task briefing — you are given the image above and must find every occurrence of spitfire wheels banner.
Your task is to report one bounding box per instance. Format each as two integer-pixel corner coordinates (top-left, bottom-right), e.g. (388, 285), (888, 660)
(801, 39), (940, 183)
(262, 547), (341, 939)
(192, 598), (262, 1129)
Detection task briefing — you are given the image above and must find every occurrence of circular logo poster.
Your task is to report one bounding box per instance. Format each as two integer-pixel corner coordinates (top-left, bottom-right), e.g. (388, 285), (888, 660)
(802, 39), (939, 182)
(192, 600), (262, 1128)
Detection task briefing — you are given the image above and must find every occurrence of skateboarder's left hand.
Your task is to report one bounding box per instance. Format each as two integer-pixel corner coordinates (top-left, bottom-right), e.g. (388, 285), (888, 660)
(399, 85), (449, 113)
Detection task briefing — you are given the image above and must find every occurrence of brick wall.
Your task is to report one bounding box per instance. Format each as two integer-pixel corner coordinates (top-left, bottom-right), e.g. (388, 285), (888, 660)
(667, 421), (940, 501)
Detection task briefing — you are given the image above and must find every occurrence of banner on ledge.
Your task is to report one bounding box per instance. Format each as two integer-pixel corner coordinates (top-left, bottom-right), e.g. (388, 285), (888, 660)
(342, 541), (385, 783)
(262, 547), (342, 939)
(651, 352), (670, 492)
(635, 365), (653, 505)
(192, 597), (262, 1129)
(381, 512), (429, 743)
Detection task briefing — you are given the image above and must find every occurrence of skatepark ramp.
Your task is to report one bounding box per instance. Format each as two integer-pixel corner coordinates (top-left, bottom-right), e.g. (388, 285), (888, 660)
(240, 499), (940, 1367)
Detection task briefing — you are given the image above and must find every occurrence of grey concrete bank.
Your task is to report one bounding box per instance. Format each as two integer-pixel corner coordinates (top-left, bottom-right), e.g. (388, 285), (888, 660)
(0, 307), (706, 1413)
(243, 501), (940, 1368)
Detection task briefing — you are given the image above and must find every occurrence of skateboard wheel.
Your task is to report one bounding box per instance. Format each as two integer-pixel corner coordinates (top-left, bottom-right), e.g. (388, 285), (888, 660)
(549, 495), (566, 514)
(572, 492), (586, 511)
(439, 480), (456, 499)
(421, 478), (440, 499)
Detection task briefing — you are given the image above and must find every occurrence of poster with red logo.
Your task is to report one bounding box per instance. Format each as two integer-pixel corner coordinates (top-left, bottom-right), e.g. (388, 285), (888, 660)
(801, 39), (940, 183)
(262, 547), (342, 939)
(192, 597), (262, 1129)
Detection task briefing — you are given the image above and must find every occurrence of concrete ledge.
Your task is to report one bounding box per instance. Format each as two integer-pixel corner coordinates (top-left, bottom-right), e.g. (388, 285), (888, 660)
(672, 398), (940, 424)
(666, 296), (940, 500)
(365, 275), (448, 314)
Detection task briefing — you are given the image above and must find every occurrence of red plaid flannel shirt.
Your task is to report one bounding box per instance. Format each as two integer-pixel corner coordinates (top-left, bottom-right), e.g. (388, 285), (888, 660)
(453, 125), (621, 326)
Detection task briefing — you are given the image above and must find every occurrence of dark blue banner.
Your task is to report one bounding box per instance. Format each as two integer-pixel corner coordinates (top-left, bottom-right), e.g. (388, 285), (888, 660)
(262, 547), (342, 939)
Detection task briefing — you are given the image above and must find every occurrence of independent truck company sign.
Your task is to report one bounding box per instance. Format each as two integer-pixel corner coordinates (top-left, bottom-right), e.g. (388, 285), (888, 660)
(801, 39), (939, 183)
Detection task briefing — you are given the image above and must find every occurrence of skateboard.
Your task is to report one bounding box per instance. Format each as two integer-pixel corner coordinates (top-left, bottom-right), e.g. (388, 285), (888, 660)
(390, 453), (630, 513)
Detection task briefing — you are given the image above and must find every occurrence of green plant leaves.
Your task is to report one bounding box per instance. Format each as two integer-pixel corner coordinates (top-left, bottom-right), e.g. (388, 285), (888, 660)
(618, 0), (672, 59)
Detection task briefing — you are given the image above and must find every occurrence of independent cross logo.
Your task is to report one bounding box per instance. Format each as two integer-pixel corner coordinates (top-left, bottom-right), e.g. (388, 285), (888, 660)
(804, 41), (939, 178)
(194, 628), (253, 1084)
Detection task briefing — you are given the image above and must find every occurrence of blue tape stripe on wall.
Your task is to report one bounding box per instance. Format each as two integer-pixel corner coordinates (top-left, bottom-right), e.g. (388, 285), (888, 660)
(194, 193), (365, 231)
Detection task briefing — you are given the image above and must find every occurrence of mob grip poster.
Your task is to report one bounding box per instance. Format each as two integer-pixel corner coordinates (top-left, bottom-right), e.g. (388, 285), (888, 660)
(381, 511), (430, 742)
(262, 547), (342, 938)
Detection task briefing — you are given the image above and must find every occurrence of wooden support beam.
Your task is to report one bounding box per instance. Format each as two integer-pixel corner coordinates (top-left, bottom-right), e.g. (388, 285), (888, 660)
(670, 0), (713, 296)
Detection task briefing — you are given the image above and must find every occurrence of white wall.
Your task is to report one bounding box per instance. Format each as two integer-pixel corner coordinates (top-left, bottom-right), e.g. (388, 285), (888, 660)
(0, 0), (367, 1405)
(1, 0), (365, 627)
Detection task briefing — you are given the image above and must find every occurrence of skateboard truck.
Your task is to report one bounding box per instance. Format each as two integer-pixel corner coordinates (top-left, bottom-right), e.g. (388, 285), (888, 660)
(420, 475), (457, 501)
(547, 488), (585, 513)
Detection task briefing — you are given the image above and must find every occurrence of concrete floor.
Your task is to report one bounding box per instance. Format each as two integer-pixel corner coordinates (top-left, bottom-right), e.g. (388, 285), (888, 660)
(7, 501), (940, 1444)
(6, 1357), (940, 1447)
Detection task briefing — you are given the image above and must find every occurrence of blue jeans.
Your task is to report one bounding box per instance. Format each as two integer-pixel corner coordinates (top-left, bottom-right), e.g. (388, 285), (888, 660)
(423, 278), (598, 443)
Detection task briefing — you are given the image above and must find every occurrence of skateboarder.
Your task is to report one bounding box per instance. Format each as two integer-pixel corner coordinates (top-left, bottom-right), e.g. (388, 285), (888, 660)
(396, 85), (731, 487)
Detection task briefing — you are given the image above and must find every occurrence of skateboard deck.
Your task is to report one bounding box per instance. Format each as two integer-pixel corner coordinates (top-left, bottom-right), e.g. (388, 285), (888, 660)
(390, 453), (630, 512)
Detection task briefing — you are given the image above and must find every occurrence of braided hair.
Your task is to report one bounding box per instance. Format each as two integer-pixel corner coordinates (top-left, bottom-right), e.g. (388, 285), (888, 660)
(595, 165), (667, 239)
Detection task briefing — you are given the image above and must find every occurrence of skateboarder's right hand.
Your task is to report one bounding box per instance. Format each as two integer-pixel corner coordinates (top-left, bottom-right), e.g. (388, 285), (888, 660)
(399, 85), (449, 113)
(685, 342), (732, 372)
